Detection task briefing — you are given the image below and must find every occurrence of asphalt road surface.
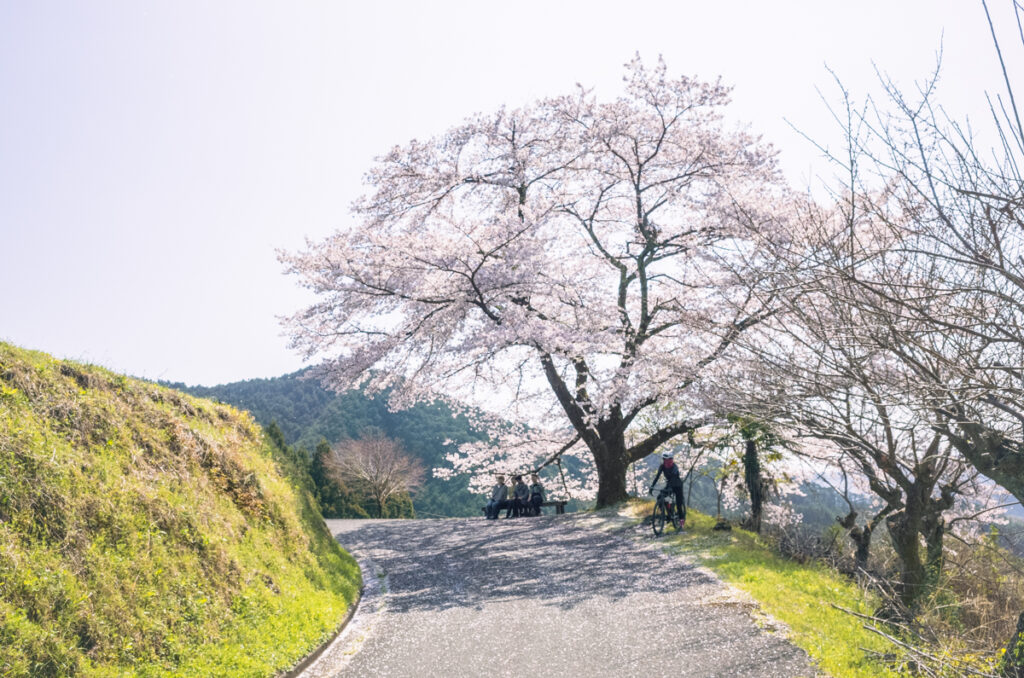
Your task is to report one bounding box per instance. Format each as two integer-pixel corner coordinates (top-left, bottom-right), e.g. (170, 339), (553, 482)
(303, 513), (818, 678)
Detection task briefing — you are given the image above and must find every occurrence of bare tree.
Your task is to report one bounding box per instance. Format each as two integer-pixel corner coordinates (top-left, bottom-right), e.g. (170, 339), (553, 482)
(326, 435), (425, 518)
(799, 0), (1024, 507)
(769, 1), (1024, 661)
(724, 196), (989, 610)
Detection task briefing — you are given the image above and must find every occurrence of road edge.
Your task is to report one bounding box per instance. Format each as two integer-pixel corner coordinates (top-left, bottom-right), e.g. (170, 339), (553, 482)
(278, 524), (367, 678)
(279, 573), (364, 678)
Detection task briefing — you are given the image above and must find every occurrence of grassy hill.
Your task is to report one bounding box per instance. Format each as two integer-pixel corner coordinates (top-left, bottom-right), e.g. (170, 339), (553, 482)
(0, 343), (360, 677)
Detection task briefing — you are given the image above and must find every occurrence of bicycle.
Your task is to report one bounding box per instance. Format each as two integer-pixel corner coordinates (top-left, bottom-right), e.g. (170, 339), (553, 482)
(650, 486), (681, 536)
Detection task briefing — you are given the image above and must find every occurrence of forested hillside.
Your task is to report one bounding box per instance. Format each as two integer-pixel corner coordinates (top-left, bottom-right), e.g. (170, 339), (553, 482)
(173, 371), (864, 523)
(0, 344), (360, 677)
(172, 370), (489, 517)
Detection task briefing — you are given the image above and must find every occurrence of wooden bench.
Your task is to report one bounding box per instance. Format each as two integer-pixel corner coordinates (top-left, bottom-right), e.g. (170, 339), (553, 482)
(481, 500), (568, 517)
(538, 500), (568, 515)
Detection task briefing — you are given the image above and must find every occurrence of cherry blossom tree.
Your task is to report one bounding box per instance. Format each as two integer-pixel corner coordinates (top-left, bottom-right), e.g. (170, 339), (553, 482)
(436, 421), (597, 501)
(282, 57), (793, 506)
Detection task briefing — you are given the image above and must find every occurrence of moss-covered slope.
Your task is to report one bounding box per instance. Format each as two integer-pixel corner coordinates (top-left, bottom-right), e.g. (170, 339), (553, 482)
(0, 343), (360, 677)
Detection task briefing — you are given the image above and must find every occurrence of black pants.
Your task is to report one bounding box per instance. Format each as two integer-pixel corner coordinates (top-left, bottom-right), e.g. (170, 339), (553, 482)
(668, 484), (686, 520)
(529, 494), (543, 516)
(507, 497), (528, 518)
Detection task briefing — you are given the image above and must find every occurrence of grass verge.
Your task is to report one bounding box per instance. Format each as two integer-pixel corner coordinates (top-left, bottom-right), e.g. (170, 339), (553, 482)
(622, 501), (897, 678)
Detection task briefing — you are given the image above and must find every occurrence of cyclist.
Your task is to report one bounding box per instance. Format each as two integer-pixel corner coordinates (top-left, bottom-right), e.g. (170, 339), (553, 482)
(650, 450), (686, 527)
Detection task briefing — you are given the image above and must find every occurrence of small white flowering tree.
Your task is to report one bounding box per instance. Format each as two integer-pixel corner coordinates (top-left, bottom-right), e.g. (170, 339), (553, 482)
(325, 436), (425, 518)
(281, 57), (794, 506)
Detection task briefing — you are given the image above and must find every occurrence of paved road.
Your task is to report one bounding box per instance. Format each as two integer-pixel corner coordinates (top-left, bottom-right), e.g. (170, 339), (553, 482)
(307, 513), (817, 678)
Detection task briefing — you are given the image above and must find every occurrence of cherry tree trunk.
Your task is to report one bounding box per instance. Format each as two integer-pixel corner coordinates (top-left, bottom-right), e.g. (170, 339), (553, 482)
(591, 436), (630, 508)
(921, 512), (946, 591)
(742, 438), (764, 534)
(849, 526), (873, 571)
(886, 509), (928, 611)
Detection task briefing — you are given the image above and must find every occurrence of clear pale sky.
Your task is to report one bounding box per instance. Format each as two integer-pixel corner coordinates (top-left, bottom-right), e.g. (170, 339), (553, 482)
(2, 1), (1021, 386)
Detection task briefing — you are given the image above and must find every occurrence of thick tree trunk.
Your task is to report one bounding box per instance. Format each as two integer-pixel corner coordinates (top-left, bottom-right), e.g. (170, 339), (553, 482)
(539, 353), (631, 508)
(592, 433), (630, 508)
(921, 512), (945, 591)
(886, 509), (928, 610)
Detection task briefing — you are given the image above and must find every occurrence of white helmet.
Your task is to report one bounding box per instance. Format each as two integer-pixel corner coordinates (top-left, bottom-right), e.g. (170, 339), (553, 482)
(661, 450), (674, 459)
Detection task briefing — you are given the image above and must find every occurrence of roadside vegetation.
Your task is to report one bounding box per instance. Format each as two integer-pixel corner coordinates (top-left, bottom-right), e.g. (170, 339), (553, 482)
(624, 500), (1019, 677)
(0, 343), (360, 677)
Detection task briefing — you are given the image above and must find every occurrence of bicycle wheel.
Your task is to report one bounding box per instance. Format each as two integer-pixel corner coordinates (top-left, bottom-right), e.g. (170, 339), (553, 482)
(652, 500), (666, 536)
(670, 511), (680, 531)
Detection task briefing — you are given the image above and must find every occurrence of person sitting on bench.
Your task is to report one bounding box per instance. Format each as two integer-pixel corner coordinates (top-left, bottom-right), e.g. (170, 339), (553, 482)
(528, 473), (545, 516)
(507, 475), (530, 518)
(485, 475), (509, 520)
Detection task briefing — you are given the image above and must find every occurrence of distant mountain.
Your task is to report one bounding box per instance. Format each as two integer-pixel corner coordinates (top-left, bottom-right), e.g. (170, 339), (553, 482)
(168, 369), (489, 517)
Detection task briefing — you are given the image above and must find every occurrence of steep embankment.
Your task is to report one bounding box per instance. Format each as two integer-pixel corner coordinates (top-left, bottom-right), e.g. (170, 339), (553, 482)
(0, 343), (360, 677)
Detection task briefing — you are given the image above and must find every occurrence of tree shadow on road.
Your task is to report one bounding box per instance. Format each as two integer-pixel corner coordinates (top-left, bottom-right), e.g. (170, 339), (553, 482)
(333, 516), (717, 614)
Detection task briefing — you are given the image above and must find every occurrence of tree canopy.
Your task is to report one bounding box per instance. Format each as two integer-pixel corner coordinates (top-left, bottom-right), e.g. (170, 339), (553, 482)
(282, 57), (794, 506)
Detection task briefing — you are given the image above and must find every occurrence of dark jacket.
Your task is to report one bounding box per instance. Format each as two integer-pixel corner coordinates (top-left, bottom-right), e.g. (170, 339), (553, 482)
(652, 460), (683, 488)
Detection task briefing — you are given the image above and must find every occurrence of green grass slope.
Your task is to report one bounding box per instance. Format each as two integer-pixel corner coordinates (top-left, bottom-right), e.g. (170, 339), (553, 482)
(0, 343), (360, 677)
